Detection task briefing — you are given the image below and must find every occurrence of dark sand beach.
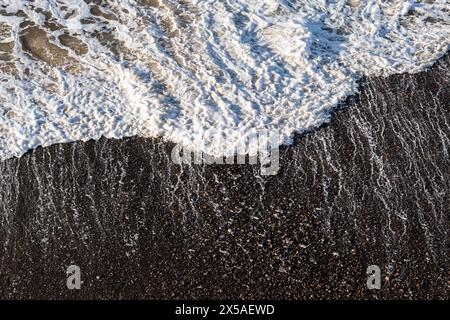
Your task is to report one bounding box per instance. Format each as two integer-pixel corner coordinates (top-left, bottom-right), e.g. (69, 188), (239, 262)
(0, 55), (448, 300)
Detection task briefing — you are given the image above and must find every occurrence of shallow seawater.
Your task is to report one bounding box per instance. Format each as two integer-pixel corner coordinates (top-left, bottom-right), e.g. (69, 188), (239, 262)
(0, 0), (449, 158)
(0, 54), (448, 299)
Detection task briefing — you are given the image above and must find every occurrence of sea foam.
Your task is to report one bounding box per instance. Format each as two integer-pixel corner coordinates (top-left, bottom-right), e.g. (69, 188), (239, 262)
(0, 0), (448, 159)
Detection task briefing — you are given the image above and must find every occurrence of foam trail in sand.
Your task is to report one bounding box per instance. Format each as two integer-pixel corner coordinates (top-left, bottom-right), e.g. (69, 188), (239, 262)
(0, 0), (449, 158)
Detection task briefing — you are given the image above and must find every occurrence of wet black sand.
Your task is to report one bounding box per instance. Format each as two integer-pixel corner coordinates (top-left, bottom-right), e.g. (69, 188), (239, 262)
(0, 55), (448, 300)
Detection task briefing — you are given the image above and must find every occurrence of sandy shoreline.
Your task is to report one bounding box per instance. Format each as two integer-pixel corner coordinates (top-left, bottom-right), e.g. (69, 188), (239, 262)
(0, 54), (448, 299)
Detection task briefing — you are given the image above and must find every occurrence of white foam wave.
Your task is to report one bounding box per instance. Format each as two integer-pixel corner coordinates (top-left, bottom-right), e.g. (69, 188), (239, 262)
(0, 0), (448, 158)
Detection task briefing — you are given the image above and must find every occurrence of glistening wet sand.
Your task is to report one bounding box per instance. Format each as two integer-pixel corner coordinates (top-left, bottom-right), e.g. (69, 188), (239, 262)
(0, 55), (448, 299)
